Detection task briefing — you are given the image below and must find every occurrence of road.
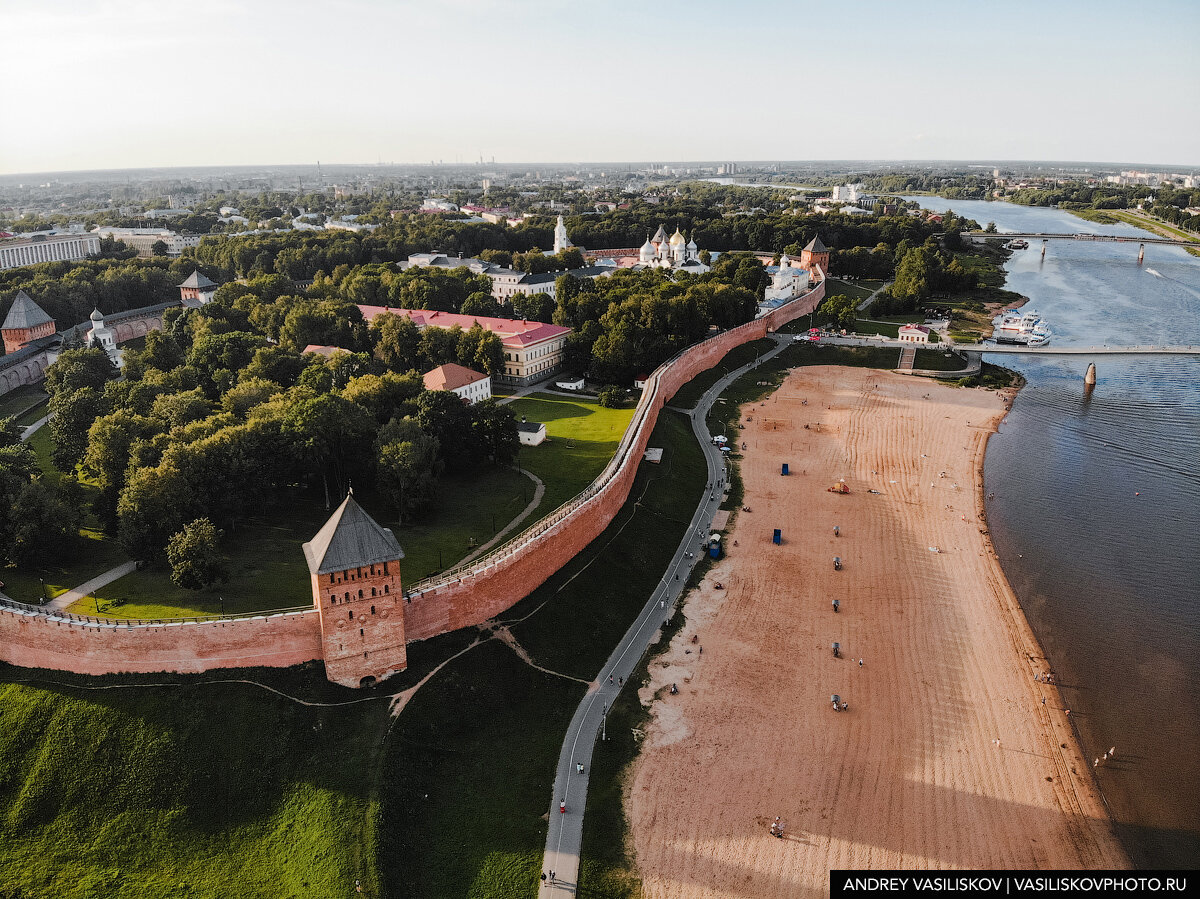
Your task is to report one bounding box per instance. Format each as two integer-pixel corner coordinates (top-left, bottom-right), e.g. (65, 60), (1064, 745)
(539, 335), (790, 894)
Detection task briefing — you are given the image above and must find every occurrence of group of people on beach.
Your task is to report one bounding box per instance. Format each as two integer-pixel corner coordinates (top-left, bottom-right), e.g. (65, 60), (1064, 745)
(769, 816), (786, 838)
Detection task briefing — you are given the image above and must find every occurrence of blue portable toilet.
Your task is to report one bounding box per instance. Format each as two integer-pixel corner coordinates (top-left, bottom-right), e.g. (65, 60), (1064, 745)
(782, 463), (789, 476)
(772, 528), (782, 545)
(709, 543), (720, 559)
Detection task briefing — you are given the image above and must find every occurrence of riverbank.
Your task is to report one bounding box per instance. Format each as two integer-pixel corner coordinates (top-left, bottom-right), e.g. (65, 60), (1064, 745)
(628, 366), (1126, 896)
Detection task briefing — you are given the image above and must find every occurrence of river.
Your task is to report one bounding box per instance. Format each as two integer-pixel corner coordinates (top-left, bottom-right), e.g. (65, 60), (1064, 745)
(900, 197), (1200, 869)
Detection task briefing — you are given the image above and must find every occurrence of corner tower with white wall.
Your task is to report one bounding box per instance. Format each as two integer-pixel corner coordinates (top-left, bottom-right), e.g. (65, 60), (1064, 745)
(303, 492), (408, 687)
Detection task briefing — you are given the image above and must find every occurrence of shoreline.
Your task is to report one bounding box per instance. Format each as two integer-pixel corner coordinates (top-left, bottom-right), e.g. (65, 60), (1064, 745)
(628, 366), (1126, 896)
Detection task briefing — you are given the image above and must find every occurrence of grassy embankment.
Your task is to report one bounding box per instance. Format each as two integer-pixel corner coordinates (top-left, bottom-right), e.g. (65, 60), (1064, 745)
(0, 385), (49, 422)
(0, 655), (430, 899)
(666, 338), (775, 410)
(378, 409), (707, 899)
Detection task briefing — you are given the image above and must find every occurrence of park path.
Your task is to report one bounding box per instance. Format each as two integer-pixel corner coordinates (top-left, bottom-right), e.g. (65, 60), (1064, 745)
(539, 335), (790, 894)
(47, 560), (138, 611)
(20, 413), (52, 441)
(457, 469), (545, 566)
(856, 279), (893, 312)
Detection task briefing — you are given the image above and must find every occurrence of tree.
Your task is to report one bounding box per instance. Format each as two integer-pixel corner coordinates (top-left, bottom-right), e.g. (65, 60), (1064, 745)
(43, 347), (118, 397)
(49, 387), (108, 471)
(598, 386), (626, 408)
(415, 389), (474, 472)
(892, 247), (934, 302)
(281, 392), (376, 508)
(511, 291), (555, 323)
(375, 418), (442, 524)
(470, 400), (519, 466)
(166, 518), (228, 590)
(150, 239), (169, 257)
(371, 313), (422, 372)
(818, 294), (858, 331)
(9, 479), (80, 563)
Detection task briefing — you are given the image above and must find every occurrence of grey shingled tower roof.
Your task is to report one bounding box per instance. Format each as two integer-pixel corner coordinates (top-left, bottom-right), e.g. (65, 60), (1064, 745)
(803, 235), (828, 253)
(2, 291), (54, 330)
(302, 492), (404, 575)
(179, 270), (217, 289)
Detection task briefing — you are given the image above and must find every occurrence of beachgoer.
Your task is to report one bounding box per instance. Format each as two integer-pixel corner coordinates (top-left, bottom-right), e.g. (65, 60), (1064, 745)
(858, 658), (863, 667)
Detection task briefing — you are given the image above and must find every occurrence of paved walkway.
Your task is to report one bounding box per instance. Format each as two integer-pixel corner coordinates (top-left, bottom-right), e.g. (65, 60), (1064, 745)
(47, 560), (138, 611)
(20, 413), (52, 441)
(856, 280), (893, 312)
(540, 335), (790, 894)
(457, 469), (545, 566)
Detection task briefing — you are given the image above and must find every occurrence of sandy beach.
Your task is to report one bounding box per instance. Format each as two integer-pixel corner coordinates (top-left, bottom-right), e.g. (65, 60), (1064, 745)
(628, 366), (1127, 898)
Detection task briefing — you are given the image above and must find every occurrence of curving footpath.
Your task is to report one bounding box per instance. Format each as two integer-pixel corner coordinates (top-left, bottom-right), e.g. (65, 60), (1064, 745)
(539, 335), (790, 894)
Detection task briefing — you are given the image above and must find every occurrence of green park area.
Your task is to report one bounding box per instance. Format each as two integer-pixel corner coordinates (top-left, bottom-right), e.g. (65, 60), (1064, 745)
(3, 390), (635, 619)
(502, 392), (636, 514)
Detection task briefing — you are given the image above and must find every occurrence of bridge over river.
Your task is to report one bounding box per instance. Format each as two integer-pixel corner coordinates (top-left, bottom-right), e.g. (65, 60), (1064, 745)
(968, 231), (1199, 248)
(820, 335), (1200, 356)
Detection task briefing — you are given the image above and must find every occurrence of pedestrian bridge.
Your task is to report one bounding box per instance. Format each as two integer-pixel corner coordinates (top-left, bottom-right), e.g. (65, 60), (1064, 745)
(967, 231), (1199, 248)
(821, 335), (1200, 356)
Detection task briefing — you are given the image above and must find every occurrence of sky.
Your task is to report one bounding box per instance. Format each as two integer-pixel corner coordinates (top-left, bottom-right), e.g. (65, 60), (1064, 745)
(2, 0), (1198, 175)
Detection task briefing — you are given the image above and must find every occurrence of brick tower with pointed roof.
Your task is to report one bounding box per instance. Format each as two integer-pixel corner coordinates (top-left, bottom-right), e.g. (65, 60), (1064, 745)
(2, 291), (56, 354)
(303, 492), (408, 686)
(800, 234), (830, 278)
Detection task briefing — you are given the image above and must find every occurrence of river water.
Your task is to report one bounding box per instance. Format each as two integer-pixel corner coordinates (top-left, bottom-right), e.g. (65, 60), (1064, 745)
(900, 197), (1200, 868)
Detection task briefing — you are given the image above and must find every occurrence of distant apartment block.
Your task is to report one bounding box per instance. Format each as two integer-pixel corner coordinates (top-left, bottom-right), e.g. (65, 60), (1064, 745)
(0, 234), (101, 270)
(92, 227), (203, 257)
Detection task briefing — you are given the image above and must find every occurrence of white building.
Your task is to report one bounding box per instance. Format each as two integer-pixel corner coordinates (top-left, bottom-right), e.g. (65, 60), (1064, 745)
(517, 420), (547, 446)
(421, 199), (459, 213)
(553, 215), (573, 254)
(898, 324), (931, 344)
(92, 227), (202, 257)
(422, 362), (492, 404)
(86, 308), (123, 367)
(635, 225), (707, 272)
(0, 234), (101, 270)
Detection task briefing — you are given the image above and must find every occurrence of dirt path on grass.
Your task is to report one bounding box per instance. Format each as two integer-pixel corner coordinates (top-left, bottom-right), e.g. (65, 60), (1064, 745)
(628, 366), (1126, 898)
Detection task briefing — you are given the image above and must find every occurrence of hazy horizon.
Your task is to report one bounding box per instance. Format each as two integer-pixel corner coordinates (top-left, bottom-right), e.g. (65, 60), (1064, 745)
(2, 0), (1197, 175)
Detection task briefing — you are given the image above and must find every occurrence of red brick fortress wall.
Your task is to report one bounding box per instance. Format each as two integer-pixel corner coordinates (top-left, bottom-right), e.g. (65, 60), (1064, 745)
(0, 281), (824, 683)
(402, 279), (826, 642)
(0, 604), (322, 676)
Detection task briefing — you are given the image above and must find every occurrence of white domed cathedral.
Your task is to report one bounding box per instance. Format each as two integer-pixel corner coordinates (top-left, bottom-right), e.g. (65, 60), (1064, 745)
(637, 225), (706, 271)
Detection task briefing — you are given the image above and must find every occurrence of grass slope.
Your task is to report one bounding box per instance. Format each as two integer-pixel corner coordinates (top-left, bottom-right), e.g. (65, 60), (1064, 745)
(0, 665), (392, 899)
(665, 338), (775, 410)
(377, 409), (707, 897)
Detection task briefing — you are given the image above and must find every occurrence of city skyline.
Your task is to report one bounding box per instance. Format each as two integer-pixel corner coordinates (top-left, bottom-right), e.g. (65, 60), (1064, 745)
(2, 0), (1198, 176)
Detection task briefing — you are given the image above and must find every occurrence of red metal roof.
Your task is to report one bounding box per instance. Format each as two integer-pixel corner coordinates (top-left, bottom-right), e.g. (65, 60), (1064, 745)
(358, 306), (571, 348)
(423, 363), (488, 392)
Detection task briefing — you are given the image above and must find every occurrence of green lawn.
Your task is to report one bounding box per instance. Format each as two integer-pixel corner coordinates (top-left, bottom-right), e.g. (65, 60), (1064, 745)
(665, 338), (775, 409)
(75, 466), (537, 619)
(1, 424), (131, 605)
(0, 384), (48, 418)
(824, 279), (875, 302)
(504, 392), (636, 515)
(913, 349), (971, 372)
(0, 665), (393, 899)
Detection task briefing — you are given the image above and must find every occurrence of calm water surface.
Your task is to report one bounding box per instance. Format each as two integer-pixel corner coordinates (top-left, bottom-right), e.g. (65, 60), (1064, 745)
(904, 198), (1200, 868)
